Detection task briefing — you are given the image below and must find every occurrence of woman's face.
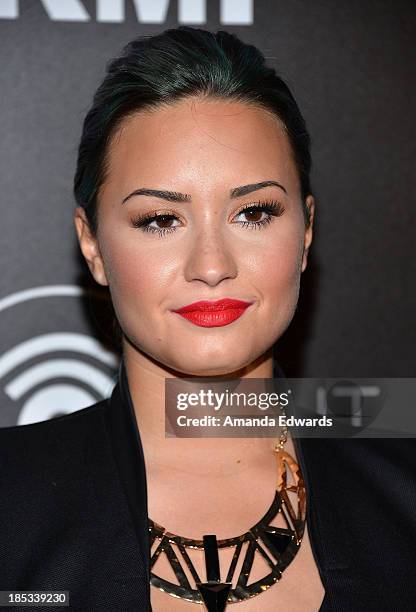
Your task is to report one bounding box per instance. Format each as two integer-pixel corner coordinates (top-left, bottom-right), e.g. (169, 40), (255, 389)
(75, 96), (314, 376)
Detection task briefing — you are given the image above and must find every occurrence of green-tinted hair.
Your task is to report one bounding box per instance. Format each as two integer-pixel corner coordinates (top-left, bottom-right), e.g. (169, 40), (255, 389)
(74, 26), (312, 234)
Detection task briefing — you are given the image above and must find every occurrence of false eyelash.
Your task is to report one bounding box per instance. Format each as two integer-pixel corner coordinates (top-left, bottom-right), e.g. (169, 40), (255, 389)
(237, 200), (285, 229)
(130, 199), (285, 237)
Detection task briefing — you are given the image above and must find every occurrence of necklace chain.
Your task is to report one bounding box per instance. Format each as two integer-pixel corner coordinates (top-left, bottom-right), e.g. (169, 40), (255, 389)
(274, 397), (289, 450)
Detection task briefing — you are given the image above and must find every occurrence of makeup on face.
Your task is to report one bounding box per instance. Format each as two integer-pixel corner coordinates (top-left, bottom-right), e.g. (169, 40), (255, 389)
(94, 98), (310, 377)
(171, 298), (255, 328)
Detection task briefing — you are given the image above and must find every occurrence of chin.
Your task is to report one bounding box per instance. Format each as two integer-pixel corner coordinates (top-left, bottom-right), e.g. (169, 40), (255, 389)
(166, 352), (257, 378)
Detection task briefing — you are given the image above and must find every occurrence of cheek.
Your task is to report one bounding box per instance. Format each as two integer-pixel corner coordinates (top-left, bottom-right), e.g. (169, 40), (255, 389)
(253, 227), (304, 301)
(100, 233), (175, 320)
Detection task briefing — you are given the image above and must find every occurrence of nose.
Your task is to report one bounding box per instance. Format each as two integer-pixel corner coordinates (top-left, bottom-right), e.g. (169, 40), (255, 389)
(183, 225), (238, 286)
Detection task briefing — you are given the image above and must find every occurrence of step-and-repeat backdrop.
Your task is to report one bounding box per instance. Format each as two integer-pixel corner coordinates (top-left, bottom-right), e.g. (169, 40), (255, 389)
(0, 0), (414, 426)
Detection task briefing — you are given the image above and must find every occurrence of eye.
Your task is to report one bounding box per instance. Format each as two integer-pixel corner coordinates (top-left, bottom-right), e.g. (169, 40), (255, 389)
(233, 200), (285, 229)
(130, 212), (181, 237)
(130, 199), (285, 237)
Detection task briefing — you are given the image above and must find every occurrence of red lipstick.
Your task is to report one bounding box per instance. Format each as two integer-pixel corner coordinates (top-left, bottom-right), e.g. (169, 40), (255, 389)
(172, 298), (254, 327)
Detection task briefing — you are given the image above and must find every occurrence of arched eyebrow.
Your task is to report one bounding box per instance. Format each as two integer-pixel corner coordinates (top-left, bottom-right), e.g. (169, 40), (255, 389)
(121, 180), (287, 205)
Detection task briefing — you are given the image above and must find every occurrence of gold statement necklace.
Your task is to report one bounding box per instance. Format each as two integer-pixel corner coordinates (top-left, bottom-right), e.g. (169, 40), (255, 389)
(148, 409), (306, 612)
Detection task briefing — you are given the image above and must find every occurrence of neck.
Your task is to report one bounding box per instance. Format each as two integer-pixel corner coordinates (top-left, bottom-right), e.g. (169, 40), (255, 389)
(121, 337), (279, 478)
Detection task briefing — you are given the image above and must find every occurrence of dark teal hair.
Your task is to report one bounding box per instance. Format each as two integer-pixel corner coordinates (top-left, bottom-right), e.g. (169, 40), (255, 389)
(74, 26), (312, 234)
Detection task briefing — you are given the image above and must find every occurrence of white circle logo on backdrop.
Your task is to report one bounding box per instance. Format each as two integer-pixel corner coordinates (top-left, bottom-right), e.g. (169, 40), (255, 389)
(0, 285), (119, 427)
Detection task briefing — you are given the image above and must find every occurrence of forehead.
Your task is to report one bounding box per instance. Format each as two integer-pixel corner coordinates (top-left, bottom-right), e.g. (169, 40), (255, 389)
(104, 96), (299, 196)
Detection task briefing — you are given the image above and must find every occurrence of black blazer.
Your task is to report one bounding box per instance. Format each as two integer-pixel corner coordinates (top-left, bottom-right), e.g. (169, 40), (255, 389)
(0, 358), (415, 611)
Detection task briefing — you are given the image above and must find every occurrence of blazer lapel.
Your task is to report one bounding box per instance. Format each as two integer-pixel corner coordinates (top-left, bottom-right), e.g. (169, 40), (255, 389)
(105, 358), (151, 602)
(273, 361), (354, 609)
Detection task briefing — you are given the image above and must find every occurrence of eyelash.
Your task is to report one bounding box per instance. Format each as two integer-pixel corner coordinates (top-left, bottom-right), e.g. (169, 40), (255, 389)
(130, 200), (285, 237)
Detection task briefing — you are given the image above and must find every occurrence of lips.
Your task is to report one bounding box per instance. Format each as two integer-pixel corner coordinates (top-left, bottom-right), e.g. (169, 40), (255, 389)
(172, 298), (254, 328)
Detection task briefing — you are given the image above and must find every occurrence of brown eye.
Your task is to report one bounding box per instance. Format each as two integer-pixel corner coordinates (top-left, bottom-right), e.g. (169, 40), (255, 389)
(234, 201), (285, 230)
(154, 215), (176, 228)
(242, 208), (264, 223)
(130, 212), (180, 236)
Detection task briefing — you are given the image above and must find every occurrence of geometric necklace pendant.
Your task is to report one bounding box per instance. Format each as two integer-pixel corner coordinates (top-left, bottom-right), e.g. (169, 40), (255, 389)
(149, 447), (307, 610)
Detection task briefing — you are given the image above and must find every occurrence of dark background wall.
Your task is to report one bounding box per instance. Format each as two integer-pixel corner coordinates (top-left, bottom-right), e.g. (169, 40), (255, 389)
(0, 0), (414, 427)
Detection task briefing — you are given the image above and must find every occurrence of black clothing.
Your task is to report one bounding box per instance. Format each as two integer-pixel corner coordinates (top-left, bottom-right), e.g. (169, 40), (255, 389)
(0, 358), (415, 610)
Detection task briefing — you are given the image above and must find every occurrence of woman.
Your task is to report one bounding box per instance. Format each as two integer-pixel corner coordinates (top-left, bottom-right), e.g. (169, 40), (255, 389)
(74, 24), (320, 611)
(1, 26), (414, 612)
